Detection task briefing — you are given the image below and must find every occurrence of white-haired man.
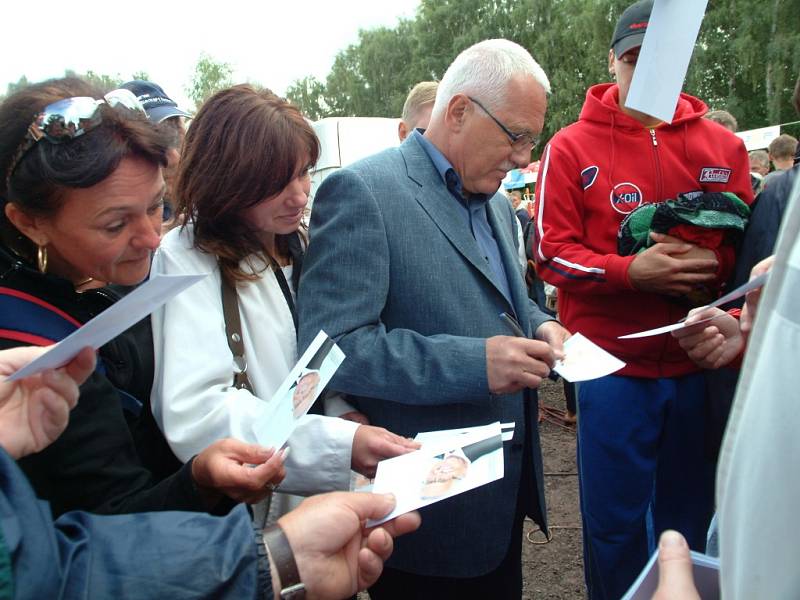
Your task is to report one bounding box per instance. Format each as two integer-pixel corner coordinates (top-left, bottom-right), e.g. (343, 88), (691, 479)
(298, 39), (568, 599)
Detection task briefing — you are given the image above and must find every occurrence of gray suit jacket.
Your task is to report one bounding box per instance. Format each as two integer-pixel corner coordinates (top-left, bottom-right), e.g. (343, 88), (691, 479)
(298, 134), (552, 577)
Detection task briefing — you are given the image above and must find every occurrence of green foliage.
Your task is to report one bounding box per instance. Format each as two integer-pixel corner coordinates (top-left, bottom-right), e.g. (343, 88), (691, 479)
(3, 75), (30, 99)
(323, 24), (419, 117)
(130, 71), (151, 82)
(2, 69), (148, 101)
(187, 54), (233, 110)
(286, 0), (800, 155)
(686, 0), (800, 130)
(286, 76), (328, 120)
(81, 70), (124, 91)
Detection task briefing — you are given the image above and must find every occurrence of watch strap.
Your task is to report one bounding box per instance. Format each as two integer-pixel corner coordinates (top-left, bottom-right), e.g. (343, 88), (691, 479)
(263, 524), (305, 599)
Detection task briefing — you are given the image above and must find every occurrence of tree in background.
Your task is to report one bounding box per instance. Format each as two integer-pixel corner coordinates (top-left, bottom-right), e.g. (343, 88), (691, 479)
(286, 76), (328, 120)
(321, 23), (419, 118)
(2, 69), (134, 100)
(131, 71), (152, 82)
(286, 0), (800, 153)
(3, 75), (30, 99)
(73, 70), (123, 91)
(187, 54), (233, 110)
(686, 0), (800, 139)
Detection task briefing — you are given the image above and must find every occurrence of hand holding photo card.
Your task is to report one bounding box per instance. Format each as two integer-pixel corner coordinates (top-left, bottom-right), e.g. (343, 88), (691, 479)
(368, 422), (504, 527)
(618, 273), (769, 339)
(252, 331), (344, 449)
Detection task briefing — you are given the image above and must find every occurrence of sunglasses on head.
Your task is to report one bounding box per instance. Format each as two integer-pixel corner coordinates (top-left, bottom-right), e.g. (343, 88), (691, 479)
(6, 88), (146, 184)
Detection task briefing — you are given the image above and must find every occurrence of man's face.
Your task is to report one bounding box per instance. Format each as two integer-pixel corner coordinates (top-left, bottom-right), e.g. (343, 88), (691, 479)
(609, 46), (640, 108)
(292, 370), (321, 418)
(456, 75), (547, 195)
(750, 156), (769, 176)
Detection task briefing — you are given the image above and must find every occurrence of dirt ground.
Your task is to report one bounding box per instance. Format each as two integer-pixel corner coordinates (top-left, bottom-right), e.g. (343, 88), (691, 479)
(522, 378), (584, 599)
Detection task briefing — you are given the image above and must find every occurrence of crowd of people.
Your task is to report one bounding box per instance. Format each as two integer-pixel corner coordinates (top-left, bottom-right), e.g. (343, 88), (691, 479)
(0, 0), (798, 598)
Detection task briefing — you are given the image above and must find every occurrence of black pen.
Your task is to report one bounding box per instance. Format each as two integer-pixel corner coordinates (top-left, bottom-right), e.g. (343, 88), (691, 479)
(499, 312), (560, 382)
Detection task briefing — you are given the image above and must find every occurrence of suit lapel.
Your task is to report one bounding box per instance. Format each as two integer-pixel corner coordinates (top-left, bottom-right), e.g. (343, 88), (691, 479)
(486, 199), (531, 331)
(400, 137), (515, 311)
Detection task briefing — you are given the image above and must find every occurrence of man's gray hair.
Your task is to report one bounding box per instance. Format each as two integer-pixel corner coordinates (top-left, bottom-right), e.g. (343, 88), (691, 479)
(431, 39), (550, 119)
(749, 149), (769, 170)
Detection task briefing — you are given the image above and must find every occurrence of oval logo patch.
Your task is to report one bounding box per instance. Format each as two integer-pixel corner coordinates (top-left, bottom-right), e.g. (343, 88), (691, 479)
(609, 182), (643, 214)
(581, 165), (599, 190)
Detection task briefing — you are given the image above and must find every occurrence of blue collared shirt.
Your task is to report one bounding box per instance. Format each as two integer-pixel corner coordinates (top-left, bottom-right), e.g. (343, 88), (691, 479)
(413, 130), (514, 306)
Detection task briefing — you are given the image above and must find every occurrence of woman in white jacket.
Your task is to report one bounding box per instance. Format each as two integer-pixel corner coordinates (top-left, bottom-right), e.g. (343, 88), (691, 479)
(150, 85), (416, 514)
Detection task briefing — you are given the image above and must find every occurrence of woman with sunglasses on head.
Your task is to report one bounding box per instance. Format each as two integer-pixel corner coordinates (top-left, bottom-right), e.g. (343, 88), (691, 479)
(0, 77), (286, 518)
(150, 85), (418, 518)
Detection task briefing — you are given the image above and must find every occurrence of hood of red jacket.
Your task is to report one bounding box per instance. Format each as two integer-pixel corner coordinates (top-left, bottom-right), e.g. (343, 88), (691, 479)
(579, 83), (708, 129)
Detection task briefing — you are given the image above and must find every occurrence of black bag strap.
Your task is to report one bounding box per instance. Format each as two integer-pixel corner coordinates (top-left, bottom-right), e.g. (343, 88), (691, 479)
(220, 272), (254, 392)
(270, 263), (298, 332)
(267, 231), (305, 332)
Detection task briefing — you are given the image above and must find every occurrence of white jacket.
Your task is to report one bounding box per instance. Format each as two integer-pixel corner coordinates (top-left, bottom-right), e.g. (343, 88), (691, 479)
(150, 226), (357, 495)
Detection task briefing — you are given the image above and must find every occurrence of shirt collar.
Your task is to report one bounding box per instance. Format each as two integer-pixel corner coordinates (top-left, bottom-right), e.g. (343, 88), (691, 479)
(413, 130), (488, 203)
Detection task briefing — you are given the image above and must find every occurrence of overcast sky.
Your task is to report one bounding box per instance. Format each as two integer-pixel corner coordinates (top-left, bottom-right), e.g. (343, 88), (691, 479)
(1, 0), (420, 110)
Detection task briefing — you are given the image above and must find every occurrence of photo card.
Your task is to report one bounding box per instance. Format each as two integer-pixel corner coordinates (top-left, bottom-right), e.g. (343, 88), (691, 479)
(252, 330), (344, 449)
(368, 421), (505, 527)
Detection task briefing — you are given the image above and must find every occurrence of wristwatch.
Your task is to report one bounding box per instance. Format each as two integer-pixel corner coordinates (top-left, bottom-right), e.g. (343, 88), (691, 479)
(263, 524), (306, 599)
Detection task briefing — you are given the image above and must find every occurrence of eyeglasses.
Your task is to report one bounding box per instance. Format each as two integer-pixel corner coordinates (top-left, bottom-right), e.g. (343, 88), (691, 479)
(467, 96), (539, 150)
(6, 88), (146, 184)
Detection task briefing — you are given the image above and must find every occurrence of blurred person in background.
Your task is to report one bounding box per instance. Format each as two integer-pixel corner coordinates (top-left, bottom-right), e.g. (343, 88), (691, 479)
(121, 79), (191, 230)
(398, 81), (438, 141)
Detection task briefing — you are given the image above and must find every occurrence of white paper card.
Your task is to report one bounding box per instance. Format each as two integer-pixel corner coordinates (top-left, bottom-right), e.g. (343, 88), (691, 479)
(252, 330), (344, 450)
(618, 313), (725, 340)
(6, 274), (206, 381)
(415, 422), (516, 445)
(368, 421), (504, 526)
(618, 273), (769, 339)
(624, 0), (708, 123)
(621, 548), (720, 600)
(553, 333), (625, 382)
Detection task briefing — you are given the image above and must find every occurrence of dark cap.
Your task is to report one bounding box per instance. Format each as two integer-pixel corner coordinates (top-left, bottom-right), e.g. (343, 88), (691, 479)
(120, 80), (191, 123)
(610, 0), (653, 58)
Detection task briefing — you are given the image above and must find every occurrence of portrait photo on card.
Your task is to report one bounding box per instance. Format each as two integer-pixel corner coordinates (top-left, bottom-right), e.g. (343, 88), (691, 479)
(369, 423), (505, 526)
(252, 331), (344, 449)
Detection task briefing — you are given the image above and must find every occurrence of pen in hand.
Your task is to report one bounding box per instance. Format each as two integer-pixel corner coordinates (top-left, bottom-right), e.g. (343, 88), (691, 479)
(499, 312), (560, 382)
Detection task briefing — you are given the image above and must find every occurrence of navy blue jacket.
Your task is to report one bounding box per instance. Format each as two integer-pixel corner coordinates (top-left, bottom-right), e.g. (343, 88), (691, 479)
(0, 448), (270, 599)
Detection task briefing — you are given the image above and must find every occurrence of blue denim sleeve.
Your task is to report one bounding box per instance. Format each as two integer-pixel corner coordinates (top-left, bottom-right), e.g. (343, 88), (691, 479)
(0, 449), (272, 600)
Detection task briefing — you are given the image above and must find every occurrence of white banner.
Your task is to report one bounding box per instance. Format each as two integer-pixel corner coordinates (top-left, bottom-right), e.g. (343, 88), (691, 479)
(736, 125), (781, 151)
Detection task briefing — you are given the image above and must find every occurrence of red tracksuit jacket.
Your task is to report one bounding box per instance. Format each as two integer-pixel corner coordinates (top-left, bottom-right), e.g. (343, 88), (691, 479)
(533, 83), (753, 378)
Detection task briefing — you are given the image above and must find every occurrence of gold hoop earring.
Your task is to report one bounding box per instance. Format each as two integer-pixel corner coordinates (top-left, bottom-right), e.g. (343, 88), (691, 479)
(37, 245), (48, 273)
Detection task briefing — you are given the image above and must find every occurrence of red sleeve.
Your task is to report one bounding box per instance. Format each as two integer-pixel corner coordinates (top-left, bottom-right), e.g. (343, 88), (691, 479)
(533, 142), (636, 295)
(725, 307), (744, 370)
